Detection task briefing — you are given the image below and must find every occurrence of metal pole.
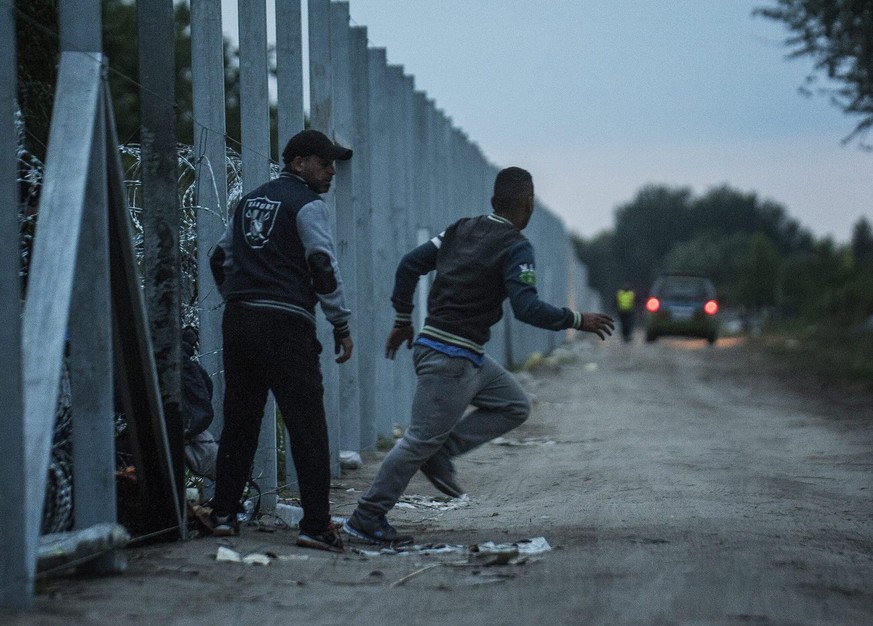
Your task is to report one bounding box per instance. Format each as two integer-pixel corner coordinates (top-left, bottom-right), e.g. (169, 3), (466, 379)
(274, 0), (305, 492)
(190, 0), (228, 439)
(412, 91), (430, 333)
(21, 50), (100, 601)
(385, 65), (407, 429)
(137, 0), (185, 538)
(350, 26), (376, 451)
(330, 2), (360, 454)
(0, 0), (28, 608)
(59, 0), (115, 541)
(70, 84), (115, 534)
(308, 0), (340, 474)
(239, 0), (272, 184)
(367, 48), (395, 440)
(238, 0), (279, 510)
(275, 0), (304, 150)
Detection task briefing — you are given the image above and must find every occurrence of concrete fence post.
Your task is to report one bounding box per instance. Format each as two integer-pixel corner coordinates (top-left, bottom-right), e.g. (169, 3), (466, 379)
(350, 26), (376, 451)
(190, 0), (228, 438)
(366, 48), (397, 440)
(0, 0), (28, 608)
(308, 0), (341, 475)
(274, 0), (305, 490)
(330, 2), (361, 455)
(137, 0), (185, 536)
(238, 0), (278, 510)
(385, 65), (410, 429)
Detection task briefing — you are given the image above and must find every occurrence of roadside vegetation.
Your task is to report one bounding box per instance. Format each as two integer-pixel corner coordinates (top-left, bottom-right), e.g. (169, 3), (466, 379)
(573, 183), (873, 393)
(575, 0), (873, 393)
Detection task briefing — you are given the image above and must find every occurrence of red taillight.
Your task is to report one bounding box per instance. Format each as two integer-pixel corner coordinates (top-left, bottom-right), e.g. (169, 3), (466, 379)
(704, 300), (718, 315)
(646, 297), (660, 312)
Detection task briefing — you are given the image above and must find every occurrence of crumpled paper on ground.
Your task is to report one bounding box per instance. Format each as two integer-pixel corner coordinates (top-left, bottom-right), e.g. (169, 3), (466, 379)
(353, 536), (552, 565)
(215, 546), (271, 565)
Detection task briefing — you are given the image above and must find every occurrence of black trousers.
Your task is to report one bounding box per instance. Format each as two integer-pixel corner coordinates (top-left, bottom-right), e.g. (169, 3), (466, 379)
(213, 301), (331, 533)
(618, 311), (635, 342)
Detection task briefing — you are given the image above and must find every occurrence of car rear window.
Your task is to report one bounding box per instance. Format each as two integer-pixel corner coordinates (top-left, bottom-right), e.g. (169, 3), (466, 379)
(654, 276), (714, 299)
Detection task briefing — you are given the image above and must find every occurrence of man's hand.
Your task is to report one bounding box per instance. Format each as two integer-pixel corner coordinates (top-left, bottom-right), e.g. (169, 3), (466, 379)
(580, 312), (615, 340)
(385, 325), (414, 359)
(334, 331), (353, 363)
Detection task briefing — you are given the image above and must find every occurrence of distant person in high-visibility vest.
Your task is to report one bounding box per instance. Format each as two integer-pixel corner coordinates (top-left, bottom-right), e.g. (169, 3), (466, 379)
(615, 284), (636, 343)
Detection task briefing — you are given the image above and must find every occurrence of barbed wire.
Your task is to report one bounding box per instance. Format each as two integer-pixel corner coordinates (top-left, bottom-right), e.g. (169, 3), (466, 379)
(13, 1), (302, 541)
(15, 110), (282, 534)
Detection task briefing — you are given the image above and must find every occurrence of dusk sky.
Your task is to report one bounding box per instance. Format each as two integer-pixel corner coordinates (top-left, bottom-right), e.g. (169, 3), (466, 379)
(220, 1), (871, 243)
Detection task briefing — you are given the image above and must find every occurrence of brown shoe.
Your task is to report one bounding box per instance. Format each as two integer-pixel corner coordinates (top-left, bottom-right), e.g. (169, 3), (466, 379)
(297, 522), (345, 553)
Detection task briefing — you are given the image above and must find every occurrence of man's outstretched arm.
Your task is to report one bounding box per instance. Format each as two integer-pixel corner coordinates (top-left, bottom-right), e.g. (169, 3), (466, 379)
(504, 240), (614, 339)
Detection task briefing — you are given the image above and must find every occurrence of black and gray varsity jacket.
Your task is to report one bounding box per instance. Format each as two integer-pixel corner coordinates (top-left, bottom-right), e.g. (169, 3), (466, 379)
(210, 171), (351, 336)
(391, 213), (583, 355)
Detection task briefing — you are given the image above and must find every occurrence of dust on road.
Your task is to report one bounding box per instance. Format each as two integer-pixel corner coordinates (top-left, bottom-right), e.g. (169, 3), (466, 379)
(6, 335), (873, 625)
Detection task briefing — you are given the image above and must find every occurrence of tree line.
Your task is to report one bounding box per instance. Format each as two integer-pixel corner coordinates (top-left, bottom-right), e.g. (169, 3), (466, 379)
(15, 0), (261, 162)
(573, 183), (873, 327)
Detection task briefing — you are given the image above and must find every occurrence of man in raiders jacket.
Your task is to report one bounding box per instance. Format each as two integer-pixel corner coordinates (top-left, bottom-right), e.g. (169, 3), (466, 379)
(209, 130), (352, 552)
(343, 166), (614, 547)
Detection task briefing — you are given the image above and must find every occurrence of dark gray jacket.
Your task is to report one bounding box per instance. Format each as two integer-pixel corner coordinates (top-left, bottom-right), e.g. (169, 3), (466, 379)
(392, 213), (581, 354)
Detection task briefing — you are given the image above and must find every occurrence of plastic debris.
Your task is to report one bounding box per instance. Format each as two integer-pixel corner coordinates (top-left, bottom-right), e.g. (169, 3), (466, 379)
(215, 547), (272, 566)
(215, 546), (241, 563)
(490, 437), (556, 447)
(515, 537), (552, 555)
(470, 545), (518, 566)
(397, 494), (470, 510)
(242, 553), (271, 566)
(237, 498), (255, 522)
(275, 502), (304, 528)
(351, 537), (552, 566)
(339, 450), (362, 469)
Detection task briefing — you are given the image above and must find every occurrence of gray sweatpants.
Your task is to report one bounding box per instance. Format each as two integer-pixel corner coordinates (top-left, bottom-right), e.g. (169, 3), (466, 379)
(355, 344), (530, 521)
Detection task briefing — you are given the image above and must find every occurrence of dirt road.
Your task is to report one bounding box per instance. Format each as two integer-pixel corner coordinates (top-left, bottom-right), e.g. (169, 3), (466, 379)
(6, 335), (873, 625)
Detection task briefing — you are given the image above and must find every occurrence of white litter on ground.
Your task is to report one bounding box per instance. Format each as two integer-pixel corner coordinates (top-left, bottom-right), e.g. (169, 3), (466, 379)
(351, 536), (552, 564)
(215, 546), (272, 566)
(490, 436), (556, 447)
(215, 546), (241, 563)
(397, 494), (470, 511)
(478, 536), (552, 556)
(242, 553), (271, 566)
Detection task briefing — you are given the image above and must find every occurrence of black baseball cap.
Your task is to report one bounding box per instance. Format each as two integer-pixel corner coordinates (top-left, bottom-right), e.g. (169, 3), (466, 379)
(282, 129), (352, 163)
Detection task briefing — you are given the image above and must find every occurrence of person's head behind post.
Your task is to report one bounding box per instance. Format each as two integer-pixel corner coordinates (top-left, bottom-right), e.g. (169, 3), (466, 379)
(282, 129), (352, 194)
(492, 166), (534, 230)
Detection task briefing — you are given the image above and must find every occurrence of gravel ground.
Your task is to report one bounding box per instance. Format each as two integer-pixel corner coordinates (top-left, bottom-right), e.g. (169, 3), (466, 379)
(4, 334), (873, 625)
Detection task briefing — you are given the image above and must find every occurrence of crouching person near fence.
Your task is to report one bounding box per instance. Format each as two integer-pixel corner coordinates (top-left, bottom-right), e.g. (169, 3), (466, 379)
(181, 326), (218, 482)
(343, 167), (614, 547)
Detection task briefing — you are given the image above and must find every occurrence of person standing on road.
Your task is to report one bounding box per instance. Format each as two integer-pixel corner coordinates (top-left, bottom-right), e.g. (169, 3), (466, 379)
(208, 130), (353, 553)
(615, 283), (636, 343)
(343, 166), (615, 547)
